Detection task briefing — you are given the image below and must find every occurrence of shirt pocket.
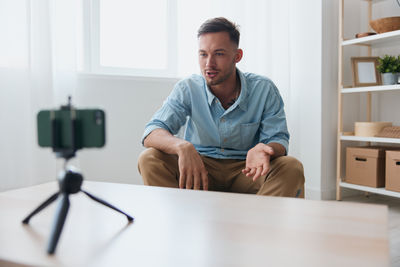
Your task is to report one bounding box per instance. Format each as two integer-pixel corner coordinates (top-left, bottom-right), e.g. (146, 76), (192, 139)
(240, 122), (260, 149)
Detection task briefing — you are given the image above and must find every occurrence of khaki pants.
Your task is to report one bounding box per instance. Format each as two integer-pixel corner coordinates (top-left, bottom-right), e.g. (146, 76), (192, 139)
(138, 148), (305, 198)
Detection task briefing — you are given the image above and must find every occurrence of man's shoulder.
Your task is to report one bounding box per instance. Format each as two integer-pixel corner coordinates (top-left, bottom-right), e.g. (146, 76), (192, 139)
(242, 71), (274, 86)
(240, 71), (277, 95)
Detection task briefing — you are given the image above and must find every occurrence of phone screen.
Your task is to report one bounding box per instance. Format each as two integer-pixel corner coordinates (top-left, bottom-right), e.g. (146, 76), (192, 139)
(37, 109), (106, 149)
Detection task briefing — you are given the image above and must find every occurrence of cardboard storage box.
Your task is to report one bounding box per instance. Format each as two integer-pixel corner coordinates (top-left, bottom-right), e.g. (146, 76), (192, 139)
(386, 150), (400, 192)
(345, 146), (386, 187)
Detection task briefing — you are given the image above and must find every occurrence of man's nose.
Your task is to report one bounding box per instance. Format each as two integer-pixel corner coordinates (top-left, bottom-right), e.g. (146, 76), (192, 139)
(206, 56), (216, 68)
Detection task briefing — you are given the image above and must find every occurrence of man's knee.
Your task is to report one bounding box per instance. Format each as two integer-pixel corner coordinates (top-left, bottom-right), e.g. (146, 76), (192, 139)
(269, 156), (305, 197)
(138, 148), (179, 187)
(138, 148), (164, 174)
(273, 156), (304, 181)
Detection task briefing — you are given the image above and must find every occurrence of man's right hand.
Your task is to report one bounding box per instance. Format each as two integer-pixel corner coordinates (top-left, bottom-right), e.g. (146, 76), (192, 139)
(143, 129), (208, 190)
(177, 142), (209, 190)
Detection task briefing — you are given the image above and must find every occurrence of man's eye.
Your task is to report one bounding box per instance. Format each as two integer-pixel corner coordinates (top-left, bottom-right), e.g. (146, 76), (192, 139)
(216, 53), (224, 56)
(199, 53), (207, 57)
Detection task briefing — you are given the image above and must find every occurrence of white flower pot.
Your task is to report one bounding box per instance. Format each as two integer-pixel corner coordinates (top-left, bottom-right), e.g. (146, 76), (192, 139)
(381, 73), (396, 85)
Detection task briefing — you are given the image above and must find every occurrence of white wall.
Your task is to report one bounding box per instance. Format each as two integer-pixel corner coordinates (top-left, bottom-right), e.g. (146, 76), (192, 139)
(75, 74), (177, 185)
(287, 1), (323, 199)
(321, 0), (339, 199)
(284, 0), (339, 200)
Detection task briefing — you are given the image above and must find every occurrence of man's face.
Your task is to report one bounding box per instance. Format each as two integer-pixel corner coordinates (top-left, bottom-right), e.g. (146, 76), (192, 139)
(198, 32), (242, 87)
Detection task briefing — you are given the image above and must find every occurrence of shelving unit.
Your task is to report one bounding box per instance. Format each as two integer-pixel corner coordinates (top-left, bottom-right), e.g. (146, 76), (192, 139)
(336, 0), (400, 200)
(342, 84), (400, 93)
(340, 135), (400, 144)
(342, 29), (400, 46)
(340, 182), (400, 198)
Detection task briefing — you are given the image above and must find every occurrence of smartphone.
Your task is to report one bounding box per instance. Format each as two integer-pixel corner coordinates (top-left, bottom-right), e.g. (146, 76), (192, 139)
(37, 109), (106, 149)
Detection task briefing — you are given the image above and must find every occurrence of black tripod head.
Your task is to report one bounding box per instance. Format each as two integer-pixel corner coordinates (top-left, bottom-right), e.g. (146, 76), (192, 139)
(58, 168), (83, 194)
(52, 96), (78, 160)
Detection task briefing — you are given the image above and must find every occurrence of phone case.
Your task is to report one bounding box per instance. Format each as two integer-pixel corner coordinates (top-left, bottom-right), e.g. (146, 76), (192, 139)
(37, 109), (106, 149)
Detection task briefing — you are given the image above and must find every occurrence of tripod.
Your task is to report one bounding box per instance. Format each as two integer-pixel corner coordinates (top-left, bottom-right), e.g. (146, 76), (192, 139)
(22, 98), (133, 254)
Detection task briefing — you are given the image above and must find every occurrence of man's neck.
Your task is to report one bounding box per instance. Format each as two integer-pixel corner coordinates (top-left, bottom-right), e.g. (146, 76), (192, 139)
(210, 73), (241, 109)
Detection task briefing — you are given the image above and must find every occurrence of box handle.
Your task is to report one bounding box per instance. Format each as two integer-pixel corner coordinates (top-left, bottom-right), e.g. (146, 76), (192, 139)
(355, 157), (367, 162)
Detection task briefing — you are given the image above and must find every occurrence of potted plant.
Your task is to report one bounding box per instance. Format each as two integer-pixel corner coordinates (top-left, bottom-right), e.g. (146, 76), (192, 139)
(377, 55), (398, 85)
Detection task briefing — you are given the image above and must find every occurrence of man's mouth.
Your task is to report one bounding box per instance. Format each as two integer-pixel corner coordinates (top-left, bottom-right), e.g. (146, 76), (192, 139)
(206, 70), (218, 78)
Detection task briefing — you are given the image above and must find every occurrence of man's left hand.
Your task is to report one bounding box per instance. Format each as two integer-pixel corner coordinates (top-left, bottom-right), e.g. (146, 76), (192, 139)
(242, 143), (274, 181)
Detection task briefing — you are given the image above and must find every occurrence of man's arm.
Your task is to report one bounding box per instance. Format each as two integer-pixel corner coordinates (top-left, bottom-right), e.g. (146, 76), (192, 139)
(144, 129), (209, 190)
(242, 142), (286, 181)
(243, 80), (289, 181)
(265, 142), (286, 159)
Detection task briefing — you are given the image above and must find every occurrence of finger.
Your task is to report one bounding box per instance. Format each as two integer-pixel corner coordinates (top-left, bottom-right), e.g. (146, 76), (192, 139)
(186, 175), (193, 189)
(246, 169), (254, 177)
(264, 145), (274, 155)
(201, 172), (208, 191)
(179, 173), (186, 189)
(253, 167), (263, 181)
(193, 173), (201, 190)
(261, 163), (270, 176)
(247, 167), (257, 177)
(242, 167), (250, 174)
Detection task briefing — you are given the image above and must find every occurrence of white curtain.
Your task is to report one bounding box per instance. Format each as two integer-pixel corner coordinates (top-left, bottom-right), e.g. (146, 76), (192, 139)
(0, 0), (80, 191)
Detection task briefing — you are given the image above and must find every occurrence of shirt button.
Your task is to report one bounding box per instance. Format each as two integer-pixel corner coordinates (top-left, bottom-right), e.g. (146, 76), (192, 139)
(221, 148), (224, 152)
(221, 118), (225, 122)
(223, 138), (228, 143)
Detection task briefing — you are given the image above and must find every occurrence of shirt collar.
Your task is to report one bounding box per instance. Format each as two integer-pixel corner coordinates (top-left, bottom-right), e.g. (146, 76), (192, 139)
(204, 68), (248, 111)
(236, 69), (248, 111)
(206, 82), (215, 106)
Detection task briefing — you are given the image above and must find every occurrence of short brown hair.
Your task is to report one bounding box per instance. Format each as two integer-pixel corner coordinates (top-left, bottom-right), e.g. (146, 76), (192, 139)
(197, 17), (240, 46)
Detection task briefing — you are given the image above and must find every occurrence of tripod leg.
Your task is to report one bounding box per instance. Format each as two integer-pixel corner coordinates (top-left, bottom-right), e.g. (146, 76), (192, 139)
(22, 192), (59, 224)
(81, 190), (134, 222)
(47, 193), (70, 254)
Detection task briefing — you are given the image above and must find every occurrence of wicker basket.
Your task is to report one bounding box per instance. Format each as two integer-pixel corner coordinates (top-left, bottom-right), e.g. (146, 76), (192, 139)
(375, 126), (400, 138)
(369, 16), (400, 34)
(354, 122), (392, 137)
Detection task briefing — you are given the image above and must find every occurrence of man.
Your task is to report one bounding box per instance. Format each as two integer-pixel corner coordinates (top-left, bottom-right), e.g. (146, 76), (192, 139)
(138, 17), (305, 197)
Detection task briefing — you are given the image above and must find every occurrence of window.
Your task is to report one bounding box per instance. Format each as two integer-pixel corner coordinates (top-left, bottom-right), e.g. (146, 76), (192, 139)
(89, 0), (177, 77)
(85, 0), (271, 79)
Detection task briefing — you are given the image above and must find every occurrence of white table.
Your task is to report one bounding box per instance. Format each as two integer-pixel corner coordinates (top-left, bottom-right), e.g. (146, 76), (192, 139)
(0, 181), (389, 267)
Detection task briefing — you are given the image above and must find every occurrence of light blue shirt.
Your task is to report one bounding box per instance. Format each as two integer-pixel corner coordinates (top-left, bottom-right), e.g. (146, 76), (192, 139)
(142, 69), (289, 160)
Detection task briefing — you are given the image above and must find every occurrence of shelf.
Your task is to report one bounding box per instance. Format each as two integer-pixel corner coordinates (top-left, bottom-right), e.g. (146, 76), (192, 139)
(337, 0), (400, 201)
(340, 182), (400, 198)
(340, 135), (400, 144)
(341, 84), (400, 93)
(342, 30), (400, 46)
(361, 0), (390, 2)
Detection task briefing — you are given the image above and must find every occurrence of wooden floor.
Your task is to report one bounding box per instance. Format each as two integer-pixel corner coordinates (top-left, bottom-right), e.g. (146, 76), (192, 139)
(341, 193), (400, 267)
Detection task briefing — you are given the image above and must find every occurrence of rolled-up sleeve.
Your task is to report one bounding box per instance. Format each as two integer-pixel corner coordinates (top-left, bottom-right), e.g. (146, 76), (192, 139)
(141, 83), (191, 144)
(259, 83), (290, 154)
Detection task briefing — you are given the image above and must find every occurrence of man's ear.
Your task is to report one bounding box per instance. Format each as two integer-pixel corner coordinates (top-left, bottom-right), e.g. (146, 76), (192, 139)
(235, 49), (243, 63)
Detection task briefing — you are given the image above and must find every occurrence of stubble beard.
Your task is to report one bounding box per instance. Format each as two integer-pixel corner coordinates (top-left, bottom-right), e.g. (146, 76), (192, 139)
(205, 58), (237, 88)
(205, 66), (236, 88)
